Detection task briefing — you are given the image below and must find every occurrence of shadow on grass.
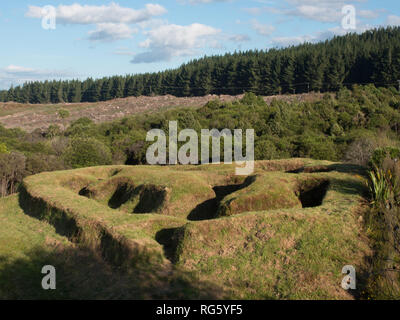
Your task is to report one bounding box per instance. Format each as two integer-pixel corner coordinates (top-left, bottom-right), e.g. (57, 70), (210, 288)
(187, 185), (247, 221)
(286, 163), (366, 176)
(327, 163), (367, 176)
(328, 177), (368, 197)
(0, 245), (224, 300)
(187, 177), (256, 221)
(13, 189), (225, 299)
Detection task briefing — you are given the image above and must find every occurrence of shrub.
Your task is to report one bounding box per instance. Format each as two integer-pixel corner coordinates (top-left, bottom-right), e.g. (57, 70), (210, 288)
(369, 146), (400, 168)
(63, 137), (112, 168)
(125, 141), (148, 165)
(58, 109), (70, 119)
(0, 143), (9, 154)
(70, 117), (93, 127)
(240, 92), (266, 106)
(0, 152), (26, 197)
(330, 123), (344, 137)
(254, 139), (277, 160)
(46, 125), (62, 139)
(296, 134), (337, 161)
(25, 154), (67, 175)
(344, 137), (374, 166)
(367, 166), (392, 208)
(50, 136), (70, 157)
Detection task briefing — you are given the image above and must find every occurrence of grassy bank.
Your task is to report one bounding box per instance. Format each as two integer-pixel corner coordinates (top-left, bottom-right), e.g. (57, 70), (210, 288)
(0, 159), (375, 299)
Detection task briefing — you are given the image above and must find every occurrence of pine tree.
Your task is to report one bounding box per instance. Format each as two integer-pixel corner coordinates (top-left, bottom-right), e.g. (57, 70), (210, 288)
(326, 53), (345, 91)
(100, 79), (112, 101)
(282, 54), (295, 93)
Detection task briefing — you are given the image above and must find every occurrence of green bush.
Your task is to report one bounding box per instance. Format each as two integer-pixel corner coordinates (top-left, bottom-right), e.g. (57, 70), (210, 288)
(254, 139), (277, 160)
(63, 137), (112, 168)
(58, 109), (70, 119)
(26, 154), (67, 175)
(296, 134), (338, 161)
(240, 92), (266, 106)
(0, 143), (9, 154)
(369, 147), (400, 168)
(46, 125), (62, 139)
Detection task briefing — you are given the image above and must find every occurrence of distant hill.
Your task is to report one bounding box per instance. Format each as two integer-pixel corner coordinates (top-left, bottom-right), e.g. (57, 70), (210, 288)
(1, 27), (400, 104)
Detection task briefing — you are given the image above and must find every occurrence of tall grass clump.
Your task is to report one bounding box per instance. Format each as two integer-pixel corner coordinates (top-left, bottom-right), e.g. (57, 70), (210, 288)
(364, 147), (400, 299)
(367, 147), (400, 209)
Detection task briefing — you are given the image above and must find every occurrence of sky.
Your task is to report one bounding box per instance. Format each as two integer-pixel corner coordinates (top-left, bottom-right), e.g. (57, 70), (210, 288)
(0, 0), (399, 89)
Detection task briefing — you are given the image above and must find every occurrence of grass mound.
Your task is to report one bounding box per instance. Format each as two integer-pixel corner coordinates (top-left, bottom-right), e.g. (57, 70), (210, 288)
(11, 158), (372, 299)
(0, 195), (223, 299)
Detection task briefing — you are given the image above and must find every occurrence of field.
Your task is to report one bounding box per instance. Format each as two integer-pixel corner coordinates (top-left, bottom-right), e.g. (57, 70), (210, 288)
(0, 158), (372, 299)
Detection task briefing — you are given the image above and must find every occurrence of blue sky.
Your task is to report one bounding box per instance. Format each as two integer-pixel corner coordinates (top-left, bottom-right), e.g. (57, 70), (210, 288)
(0, 0), (399, 89)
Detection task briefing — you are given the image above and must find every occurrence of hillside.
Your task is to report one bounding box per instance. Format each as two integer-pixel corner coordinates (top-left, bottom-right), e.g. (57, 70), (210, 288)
(0, 159), (371, 299)
(1, 85), (400, 299)
(0, 92), (323, 132)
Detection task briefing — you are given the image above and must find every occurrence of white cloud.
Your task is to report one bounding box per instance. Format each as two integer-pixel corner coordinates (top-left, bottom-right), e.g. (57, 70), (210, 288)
(131, 23), (220, 63)
(271, 24), (371, 47)
(247, 0), (376, 24)
(251, 19), (275, 36)
(0, 65), (75, 89)
(181, 0), (232, 4)
(387, 15), (400, 26)
(229, 34), (251, 42)
(243, 6), (278, 15)
(359, 10), (381, 20)
(291, 4), (342, 22)
(88, 23), (137, 42)
(4, 65), (35, 73)
(26, 3), (166, 25)
(25, 3), (167, 43)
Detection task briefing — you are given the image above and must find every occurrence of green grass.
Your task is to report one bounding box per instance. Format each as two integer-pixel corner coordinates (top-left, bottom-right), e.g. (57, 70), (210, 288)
(0, 195), (223, 299)
(175, 168), (371, 299)
(0, 195), (72, 299)
(0, 159), (374, 299)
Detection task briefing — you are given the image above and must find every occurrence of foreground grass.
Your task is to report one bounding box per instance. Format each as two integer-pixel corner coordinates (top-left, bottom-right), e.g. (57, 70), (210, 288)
(0, 195), (71, 299)
(175, 169), (371, 299)
(363, 205), (400, 299)
(0, 195), (222, 299)
(1, 159), (374, 299)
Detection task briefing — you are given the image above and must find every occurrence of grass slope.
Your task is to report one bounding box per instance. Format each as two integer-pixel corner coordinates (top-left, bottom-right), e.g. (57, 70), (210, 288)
(0, 195), (222, 299)
(1, 159), (372, 299)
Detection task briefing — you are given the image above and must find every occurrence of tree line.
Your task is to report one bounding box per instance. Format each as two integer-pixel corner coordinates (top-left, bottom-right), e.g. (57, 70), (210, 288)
(1, 27), (400, 104)
(2, 84), (400, 196)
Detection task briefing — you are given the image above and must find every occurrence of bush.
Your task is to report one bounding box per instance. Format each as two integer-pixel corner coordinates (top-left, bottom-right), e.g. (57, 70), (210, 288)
(70, 117), (93, 127)
(369, 146), (400, 168)
(26, 154), (67, 175)
(46, 125), (62, 139)
(0, 143), (9, 154)
(125, 141), (148, 165)
(240, 92), (266, 106)
(344, 137), (374, 166)
(63, 137), (112, 168)
(254, 139), (277, 160)
(0, 152), (26, 197)
(296, 134), (337, 161)
(58, 109), (70, 119)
